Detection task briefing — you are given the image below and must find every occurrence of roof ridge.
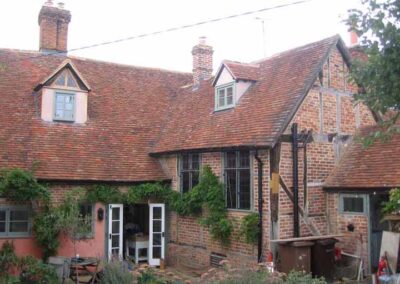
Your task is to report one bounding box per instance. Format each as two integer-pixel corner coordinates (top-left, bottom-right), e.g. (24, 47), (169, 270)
(0, 47), (192, 76)
(222, 60), (260, 68)
(252, 34), (340, 64)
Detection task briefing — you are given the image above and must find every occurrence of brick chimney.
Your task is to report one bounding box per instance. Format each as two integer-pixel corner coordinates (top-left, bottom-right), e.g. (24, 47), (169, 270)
(350, 30), (358, 46)
(38, 1), (71, 53)
(192, 37), (213, 86)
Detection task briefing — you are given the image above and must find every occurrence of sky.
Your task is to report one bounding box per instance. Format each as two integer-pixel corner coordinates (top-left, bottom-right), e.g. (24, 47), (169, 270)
(0, 0), (362, 73)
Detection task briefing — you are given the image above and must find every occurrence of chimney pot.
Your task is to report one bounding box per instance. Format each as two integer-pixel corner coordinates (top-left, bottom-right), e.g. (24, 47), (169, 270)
(57, 2), (65, 9)
(199, 36), (207, 45)
(350, 30), (358, 46)
(44, 0), (54, 6)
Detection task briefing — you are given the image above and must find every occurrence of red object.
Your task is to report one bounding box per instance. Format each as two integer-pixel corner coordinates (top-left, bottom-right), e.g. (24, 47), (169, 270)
(266, 251), (273, 262)
(334, 247), (342, 261)
(377, 256), (388, 276)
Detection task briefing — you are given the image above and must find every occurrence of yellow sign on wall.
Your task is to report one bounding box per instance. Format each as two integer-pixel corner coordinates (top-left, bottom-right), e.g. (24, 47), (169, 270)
(271, 172), (280, 194)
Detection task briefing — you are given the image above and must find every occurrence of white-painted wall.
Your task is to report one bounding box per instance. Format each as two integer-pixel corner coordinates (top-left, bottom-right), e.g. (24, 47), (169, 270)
(41, 87), (88, 123)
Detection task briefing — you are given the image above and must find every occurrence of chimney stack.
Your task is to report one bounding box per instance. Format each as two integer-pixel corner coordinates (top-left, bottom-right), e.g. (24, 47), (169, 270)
(38, 1), (71, 53)
(192, 37), (213, 87)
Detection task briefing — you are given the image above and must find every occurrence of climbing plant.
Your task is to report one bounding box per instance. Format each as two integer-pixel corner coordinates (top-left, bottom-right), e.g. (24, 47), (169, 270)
(237, 212), (260, 244)
(86, 184), (124, 204)
(0, 168), (50, 203)
(382, 188), (400, 215)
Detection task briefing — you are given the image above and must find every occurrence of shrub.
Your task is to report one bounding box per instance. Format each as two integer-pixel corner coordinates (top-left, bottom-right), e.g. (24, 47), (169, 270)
(238, 212), (259, 244)
(100, 260), (134, 284)
(137, 270), (166, 284)
(19, 256), (58, 284)
(33, 209), (61, 261)
(285, 270), (327, 284)
(0, 241), (18, 277)
(382, 188), (400, 215)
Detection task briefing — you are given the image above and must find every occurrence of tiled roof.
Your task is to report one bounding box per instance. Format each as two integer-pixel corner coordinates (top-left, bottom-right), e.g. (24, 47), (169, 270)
(0, 49), (191, 182)
(222, 60), (260, 82)
(324, 126), (400, 189)
(0, 35), (344, 181)
(151, 35), (341, 154)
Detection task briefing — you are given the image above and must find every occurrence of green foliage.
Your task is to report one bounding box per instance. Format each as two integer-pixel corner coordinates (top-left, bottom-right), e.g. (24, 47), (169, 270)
(0, 242), (18, 277)
(382, 187), (400, 215)
(285, 270), (326, 284)
(126, 183), (173, 204)
(86, 184), (123, 204)
(213, 270), (271, 284)
(346, 0), (400, 140)
(100, 260), (134, 284)
(238, 212), (260, 244)
(33, 209), (61, 261)
(19, 256), (58, 284)
(137, 270), (166, 284)
(0, 168), (49, 203)
(172, 166), (232, 243)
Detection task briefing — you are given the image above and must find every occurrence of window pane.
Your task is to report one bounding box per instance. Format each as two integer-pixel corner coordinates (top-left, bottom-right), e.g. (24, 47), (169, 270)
(239, 151), (250, 168)
(10, 222), (28, 233)
(182, 154), (189, 170)
(226, 87), (233, 105)
(153, 233), (161, 246)
(226, 152), (236, 168)
(112, 208), (120, 220)
(191, 171), (199, 189)
(182, 172), (190, 193)
(153, 207), (162, 219)
(152, 247), (161, 258)
(343, 197), (364, 213)
(10, 210), (28, 221)
(226, 170), (237, 209)
(191, 154), (200, 170)
(66, 72), (78, 88)
(0, 211), (5, 221)
(153, 220), (161, 233)
(239, 169), (251, 210)
(111, 235), (119, 248)
(218, 89), (225, 107)
(0, 222), (5, 233)
(55, 74), (66, 86)
(112, 221), (120, 234)
(55, 110), (64, 118)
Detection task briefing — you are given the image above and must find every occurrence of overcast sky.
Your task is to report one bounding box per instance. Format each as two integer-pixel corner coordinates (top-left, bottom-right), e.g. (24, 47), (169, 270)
(0, 0), (362, 73)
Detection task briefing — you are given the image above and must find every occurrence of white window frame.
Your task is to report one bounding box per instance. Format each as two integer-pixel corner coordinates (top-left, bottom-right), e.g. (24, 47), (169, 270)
(53, 91), (76, 122)
(339, 193), (367, 215)
(215, 82), (236, 111)
(0, 206), (32, 238)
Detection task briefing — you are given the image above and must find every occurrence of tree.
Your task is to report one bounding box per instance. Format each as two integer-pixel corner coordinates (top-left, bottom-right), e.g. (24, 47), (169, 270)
(346, 0), (400, 139)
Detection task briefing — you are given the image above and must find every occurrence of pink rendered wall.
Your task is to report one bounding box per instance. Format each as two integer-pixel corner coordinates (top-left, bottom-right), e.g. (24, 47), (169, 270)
(57, 203), (106, 259)
(0, 203), (106, 260)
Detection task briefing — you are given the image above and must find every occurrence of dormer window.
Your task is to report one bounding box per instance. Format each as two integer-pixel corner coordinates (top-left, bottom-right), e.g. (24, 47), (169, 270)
(215, 83), (235, 111)
(35, 59), (91, 124)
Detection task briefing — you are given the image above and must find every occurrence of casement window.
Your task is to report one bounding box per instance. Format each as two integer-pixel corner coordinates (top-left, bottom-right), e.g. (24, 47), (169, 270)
(339, 194), (367, 214)
(215, 83), (235, 110)
(53, 92), (76, 121)
(179, 153), (201, 193)
(224, 151), (251, 210)
(0, 207), (31, 237)
(77, 203), (94, 238)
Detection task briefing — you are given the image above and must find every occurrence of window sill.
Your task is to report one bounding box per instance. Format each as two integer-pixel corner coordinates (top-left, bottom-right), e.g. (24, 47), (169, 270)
(0, 234), (32, 239)
(227, 208), (255, 214)
(214, 106), (235, 112)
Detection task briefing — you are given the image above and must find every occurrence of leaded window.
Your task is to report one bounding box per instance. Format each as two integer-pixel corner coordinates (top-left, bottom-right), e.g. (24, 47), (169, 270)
(180, 153), (201, 193)
(224, 151), (251, 210)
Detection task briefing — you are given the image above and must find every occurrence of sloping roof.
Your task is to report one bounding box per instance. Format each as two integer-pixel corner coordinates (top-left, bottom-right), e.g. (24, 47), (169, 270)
(151, 35), (342, 154)
(324, 126), (400, 189)
(213, 60), (260, 84)
(0, 49), (191, 182)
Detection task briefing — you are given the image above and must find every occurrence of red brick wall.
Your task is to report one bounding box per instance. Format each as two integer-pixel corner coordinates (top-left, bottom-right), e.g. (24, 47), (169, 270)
(278, 46), (375, 240)
(162, 150), (270, 268)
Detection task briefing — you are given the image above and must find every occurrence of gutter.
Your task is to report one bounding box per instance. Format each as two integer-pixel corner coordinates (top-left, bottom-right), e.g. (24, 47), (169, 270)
(254, 151), (263, 263)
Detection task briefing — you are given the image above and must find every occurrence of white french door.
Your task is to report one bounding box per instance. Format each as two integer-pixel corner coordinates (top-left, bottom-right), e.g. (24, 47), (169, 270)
(108, 204), (123, 260)
(149, 203), (165, 266)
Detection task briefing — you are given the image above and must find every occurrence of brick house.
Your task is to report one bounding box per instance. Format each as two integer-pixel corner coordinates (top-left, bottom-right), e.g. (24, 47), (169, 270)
(0, 2), (382, 272)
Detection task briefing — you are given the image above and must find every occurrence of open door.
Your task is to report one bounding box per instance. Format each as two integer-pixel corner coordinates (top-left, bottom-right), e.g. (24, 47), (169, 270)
(108, 204), (123, 260)
(149, 203), (165, 266)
